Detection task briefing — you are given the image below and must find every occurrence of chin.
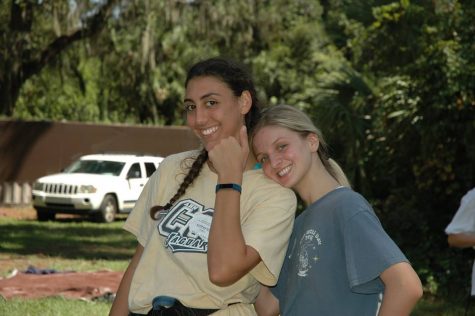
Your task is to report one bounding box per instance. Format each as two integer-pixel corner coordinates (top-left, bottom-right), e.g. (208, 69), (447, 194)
(270, 177), (288, 188)
(281, 182), (293, 189)
(203, 142), (217, 152)
(277, 177), (294, 189)
(204, 142), (213, 150)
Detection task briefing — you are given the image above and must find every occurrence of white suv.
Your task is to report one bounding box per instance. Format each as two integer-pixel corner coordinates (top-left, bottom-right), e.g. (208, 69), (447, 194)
(32, 153), (163, 223)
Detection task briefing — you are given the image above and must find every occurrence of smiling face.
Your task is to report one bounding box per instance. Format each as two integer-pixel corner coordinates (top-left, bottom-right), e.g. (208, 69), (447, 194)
(253, 125), (318, 189)
(184, 76), (251, 152)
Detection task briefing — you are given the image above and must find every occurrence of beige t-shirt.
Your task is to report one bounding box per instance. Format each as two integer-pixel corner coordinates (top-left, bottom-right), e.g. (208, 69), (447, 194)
(124, 150), (296, 315)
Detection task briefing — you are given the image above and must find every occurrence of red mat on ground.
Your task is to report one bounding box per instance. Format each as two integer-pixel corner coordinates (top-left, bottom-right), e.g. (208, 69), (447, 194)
(0, 270), (123, 300)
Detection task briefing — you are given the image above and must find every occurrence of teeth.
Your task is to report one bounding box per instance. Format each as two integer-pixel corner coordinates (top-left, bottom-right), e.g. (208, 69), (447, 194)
(201, 126), (218, 136)
(278, 166), (291, 177)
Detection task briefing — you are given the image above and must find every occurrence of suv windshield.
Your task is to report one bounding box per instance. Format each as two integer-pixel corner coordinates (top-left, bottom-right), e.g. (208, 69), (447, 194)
(64, 160), (125, 176)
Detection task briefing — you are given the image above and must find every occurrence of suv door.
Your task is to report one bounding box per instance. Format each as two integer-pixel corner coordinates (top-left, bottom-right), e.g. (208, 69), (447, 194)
(123, 162), (147, 209)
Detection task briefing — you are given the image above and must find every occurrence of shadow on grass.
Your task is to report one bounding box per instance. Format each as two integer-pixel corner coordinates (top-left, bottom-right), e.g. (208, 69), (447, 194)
(0, 218), (137, 260)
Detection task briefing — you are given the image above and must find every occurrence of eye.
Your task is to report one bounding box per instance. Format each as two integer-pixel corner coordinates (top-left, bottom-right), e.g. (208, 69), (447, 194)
(205, 100), (218, 107)
(258, 155), (268, 164)
(277, 144), (287, 151)
(184, 103), (196, 112)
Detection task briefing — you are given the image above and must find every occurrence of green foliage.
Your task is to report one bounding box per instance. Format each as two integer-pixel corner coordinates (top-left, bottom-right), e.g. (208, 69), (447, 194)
(0, 0), (118, 116)
(320, 0), (475, 298)
(15, 52), (102, 122)
(413, 295), (475, 315)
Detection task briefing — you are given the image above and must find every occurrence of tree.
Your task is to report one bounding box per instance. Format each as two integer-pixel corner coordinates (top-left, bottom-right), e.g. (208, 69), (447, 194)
(320, 0), (475, 297)
(0, 0), (118, 116)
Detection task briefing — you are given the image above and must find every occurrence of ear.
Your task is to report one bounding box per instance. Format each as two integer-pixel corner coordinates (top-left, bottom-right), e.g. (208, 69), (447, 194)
(239, 90), (252, 115)
(306, 133), (319, 152)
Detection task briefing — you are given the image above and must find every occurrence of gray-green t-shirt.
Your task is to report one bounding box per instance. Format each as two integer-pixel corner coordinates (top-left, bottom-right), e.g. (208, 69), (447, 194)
(272, 187), (408, 316)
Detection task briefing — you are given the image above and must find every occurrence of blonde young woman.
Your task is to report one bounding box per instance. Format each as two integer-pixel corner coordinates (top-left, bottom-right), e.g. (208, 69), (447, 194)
(110, 59), (296, 316)
(251, 105), (423, 316)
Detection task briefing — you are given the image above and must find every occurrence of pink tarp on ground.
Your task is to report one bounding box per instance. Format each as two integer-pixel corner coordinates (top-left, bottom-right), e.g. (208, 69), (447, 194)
(0, 270), (123, 300)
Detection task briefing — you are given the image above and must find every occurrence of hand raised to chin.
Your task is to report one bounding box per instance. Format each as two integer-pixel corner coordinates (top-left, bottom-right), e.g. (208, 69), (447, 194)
(208, 126), (249, 183)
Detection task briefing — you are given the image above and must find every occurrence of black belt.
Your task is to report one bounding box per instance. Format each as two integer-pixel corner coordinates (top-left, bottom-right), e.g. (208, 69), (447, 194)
(129, 296), (220, 316)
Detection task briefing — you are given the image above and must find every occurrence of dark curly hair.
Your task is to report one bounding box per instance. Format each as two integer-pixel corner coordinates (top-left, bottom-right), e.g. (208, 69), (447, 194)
(150, 57), (261, 219)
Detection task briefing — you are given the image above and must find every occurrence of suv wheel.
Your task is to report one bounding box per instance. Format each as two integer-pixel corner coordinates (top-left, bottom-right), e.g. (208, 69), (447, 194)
(36, 208), (55, 221)
(98, 194), (117, 223)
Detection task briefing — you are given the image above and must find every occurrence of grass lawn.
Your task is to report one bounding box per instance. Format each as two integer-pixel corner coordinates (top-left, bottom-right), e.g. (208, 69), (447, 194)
(0, 209), (474, 315)
(1, 296), (112, 316)
(0, 215), (135, 277)
(0, 212), (134, 315)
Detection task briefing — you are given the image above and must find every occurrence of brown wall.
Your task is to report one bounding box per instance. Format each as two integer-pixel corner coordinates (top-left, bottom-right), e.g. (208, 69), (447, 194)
(0, 120), (200, 183)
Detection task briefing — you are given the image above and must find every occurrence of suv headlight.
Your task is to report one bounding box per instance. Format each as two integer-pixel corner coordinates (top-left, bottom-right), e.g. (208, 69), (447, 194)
(79, 185), (97, 193)
(33, 182), (44, 191)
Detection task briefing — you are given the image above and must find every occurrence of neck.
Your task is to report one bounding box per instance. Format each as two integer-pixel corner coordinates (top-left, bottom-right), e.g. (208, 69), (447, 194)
(245, 153), (258, 171)
(294, 158), (341, 206)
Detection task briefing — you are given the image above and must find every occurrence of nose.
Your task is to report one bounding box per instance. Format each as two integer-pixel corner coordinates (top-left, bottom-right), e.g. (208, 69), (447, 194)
(269, 153), (282, 169)
(195, 106), (208, 125)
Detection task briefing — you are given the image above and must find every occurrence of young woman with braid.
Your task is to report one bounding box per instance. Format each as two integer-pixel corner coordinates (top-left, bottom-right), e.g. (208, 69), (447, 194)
(110, 58), (297, 316)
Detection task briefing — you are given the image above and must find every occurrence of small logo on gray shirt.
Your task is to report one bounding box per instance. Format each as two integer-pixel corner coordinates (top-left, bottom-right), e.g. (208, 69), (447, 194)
(295, 229), (322, 277)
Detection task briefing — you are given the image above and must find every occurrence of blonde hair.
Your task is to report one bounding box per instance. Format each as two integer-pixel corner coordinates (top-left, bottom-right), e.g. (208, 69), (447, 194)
(251, 104), (350, 187)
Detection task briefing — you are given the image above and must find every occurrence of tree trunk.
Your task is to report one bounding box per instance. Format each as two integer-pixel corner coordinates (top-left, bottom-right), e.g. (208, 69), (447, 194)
(0, 65), (20, 117)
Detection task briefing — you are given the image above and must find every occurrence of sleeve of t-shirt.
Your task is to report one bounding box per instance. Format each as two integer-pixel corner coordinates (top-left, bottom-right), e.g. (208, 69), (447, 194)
(270, 236), (294, 300)
(445, 189), (475, 234)
(241, 186), (297, 286)
(344, 209), (408, 294)
(123, 158), (168, 246)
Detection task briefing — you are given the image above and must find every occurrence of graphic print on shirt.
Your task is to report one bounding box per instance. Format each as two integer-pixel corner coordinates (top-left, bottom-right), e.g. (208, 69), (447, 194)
(158, 198), (214, 253)
(293, 229), (322, 277)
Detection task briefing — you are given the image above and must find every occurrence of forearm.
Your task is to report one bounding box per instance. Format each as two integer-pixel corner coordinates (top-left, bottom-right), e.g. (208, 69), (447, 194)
(208, 186), (260, 286)
(448, 233), (475, 248)
(109, 244), (143, 316)
(207, 130), (260, 285)
(378, 262), (423, 316)
(255, 286), (280, 316)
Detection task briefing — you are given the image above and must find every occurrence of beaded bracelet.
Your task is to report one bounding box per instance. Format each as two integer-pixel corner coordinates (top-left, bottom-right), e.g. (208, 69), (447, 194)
(215, 183), (242, 194)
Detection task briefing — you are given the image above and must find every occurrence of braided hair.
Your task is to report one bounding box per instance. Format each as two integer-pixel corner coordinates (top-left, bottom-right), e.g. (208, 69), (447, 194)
(150, 57), (261, 219)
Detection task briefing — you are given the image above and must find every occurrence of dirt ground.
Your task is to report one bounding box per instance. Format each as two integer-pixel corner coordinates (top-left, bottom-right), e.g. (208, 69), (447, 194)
(0, 206), (123, 301)
(0, 205), (38, 219)
(0, 205), (78, 220)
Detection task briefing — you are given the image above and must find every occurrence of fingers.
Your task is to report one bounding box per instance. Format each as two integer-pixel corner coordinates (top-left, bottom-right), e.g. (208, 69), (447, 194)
(208, 126), (249, 176)
(239, 125), (249, 155)
(239, 125), (250, 170)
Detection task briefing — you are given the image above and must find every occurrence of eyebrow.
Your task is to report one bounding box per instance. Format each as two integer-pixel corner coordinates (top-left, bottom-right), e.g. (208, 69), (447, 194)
(183, 92), (222, 103)
(270, 137), (286, 147)
(254, 137), (286, 157)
